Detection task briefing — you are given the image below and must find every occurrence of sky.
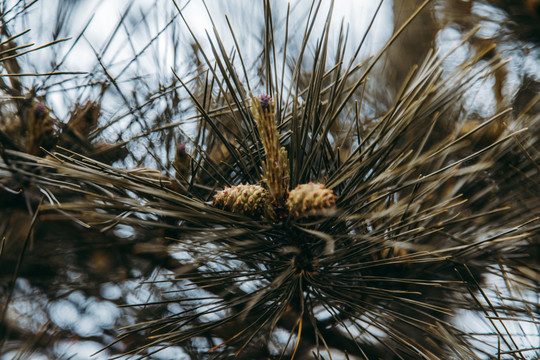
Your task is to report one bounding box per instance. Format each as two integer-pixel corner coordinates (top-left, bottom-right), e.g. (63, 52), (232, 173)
(2, 0), (538, 359)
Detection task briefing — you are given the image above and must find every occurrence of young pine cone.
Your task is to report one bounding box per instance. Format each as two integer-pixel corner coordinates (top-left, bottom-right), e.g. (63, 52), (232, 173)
(287, 183), (337, 218)
(212, 184), (269, 218)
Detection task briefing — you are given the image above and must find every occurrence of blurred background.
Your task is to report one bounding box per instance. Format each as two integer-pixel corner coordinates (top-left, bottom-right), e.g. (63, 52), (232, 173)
(0, 0), (539, 359)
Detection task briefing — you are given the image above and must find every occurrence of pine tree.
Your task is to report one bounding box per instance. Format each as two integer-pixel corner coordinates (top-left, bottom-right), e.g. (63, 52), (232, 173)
(1, 1), (539, 359)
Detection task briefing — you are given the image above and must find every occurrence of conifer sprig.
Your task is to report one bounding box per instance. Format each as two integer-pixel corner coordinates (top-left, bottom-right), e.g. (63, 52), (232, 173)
(0, 1), (539, 359)
(14, 40), (537, 358)
(252, 94), (290, 219)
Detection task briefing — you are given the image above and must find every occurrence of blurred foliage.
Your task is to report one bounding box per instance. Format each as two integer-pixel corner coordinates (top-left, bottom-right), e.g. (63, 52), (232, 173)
(0, 0), (539, 359)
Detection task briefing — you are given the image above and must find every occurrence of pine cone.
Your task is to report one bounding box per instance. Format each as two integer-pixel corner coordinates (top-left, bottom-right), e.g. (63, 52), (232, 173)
(287, 183), (337, 218)
(213, 184), (269, 218)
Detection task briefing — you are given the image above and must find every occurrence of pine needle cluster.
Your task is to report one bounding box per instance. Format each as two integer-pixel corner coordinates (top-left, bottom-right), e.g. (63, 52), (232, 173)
(0, 1), (539, 359)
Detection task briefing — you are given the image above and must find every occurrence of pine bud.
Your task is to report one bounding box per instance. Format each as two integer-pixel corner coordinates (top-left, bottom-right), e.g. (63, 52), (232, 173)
(252, 94), (289, 216)
(287, 183), (337, 218)
(259, 94), (272, 111)
(213, 184), (269, 218)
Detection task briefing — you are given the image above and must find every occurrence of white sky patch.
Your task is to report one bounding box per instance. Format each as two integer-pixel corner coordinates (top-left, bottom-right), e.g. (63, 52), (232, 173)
(55, 340), (110, 360)
(147, 346), (190, 360)
(86, 300), (121, 329)
(100, 282), (123, 300)
(75, 314), (102, 337)
(47, 299), (80, 330)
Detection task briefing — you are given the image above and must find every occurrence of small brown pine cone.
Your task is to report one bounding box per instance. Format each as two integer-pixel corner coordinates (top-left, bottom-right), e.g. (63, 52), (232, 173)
(212, 184), (269, 218)
(287, 183), (337, 218)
